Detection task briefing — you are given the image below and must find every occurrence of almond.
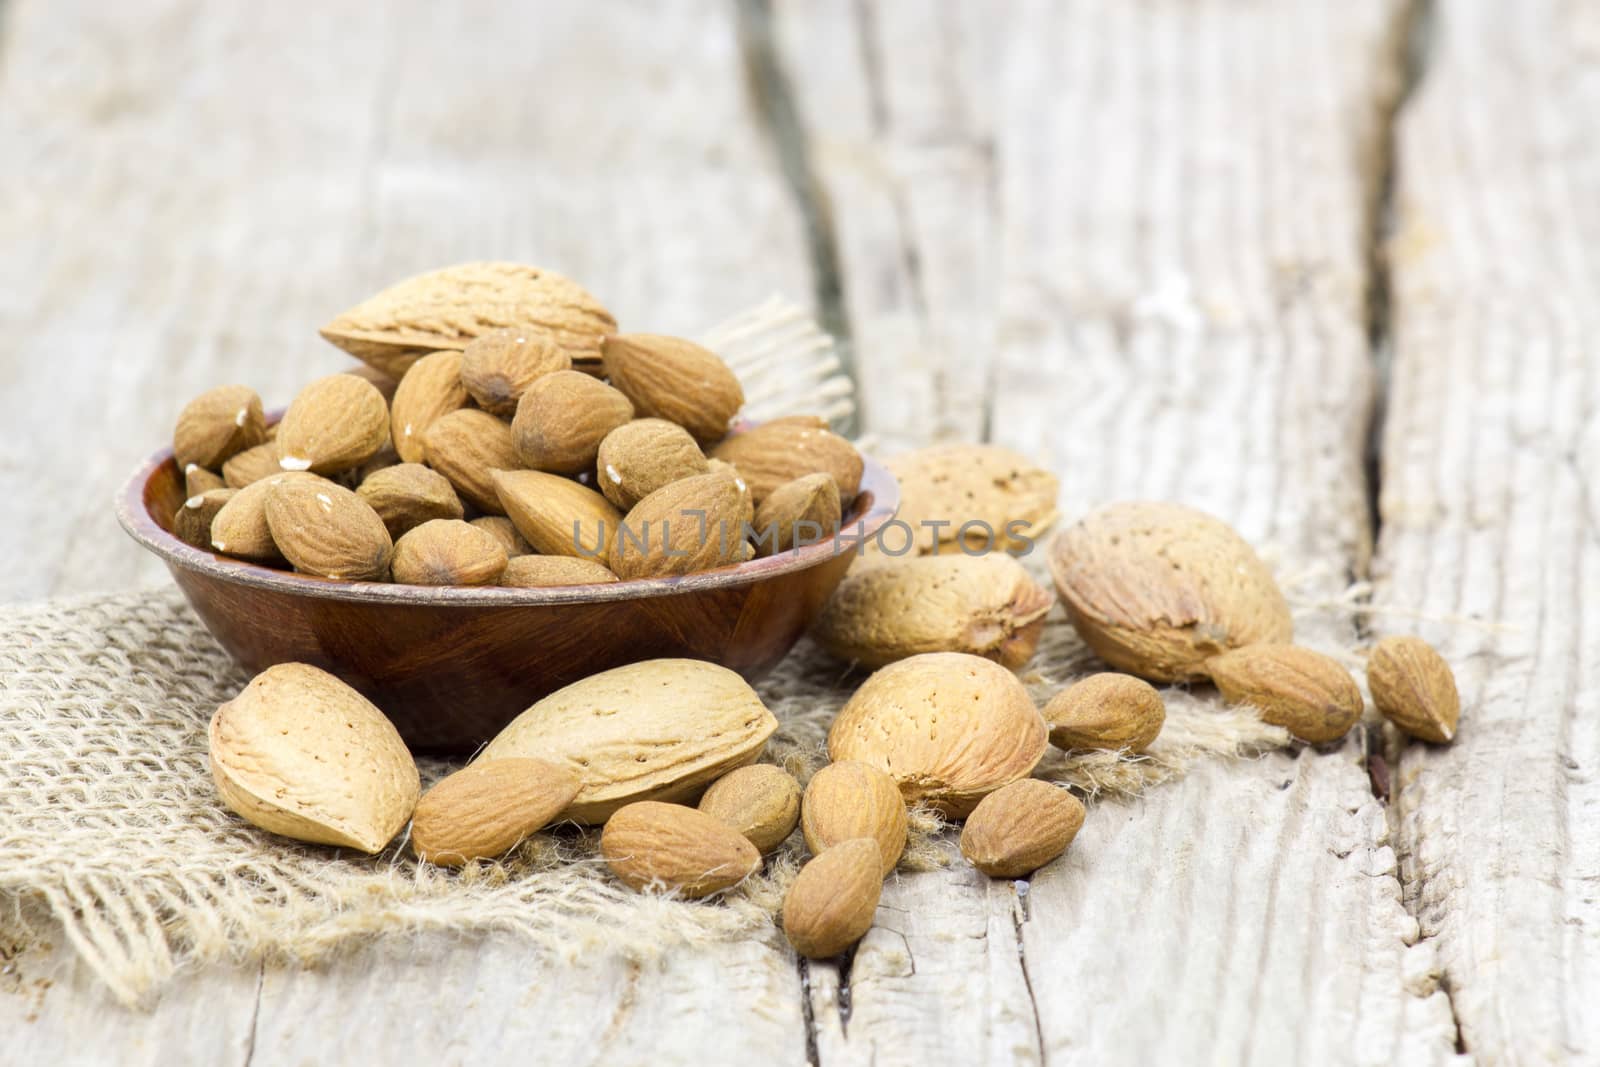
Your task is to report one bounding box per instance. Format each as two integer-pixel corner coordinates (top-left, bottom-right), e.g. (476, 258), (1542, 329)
(344, 363), (401, 403)
(319, 262), (618, 376)
(351, 441), (401, 483)
(800, 761), (907, 877)
(391, 519), (508, 586)
(782, 838), (882, 959)
(470, 516), (532, 558)
(510, 370), (634, 474)
(1049, 501), (1293, 682)
(812, 554), (1054, 669)
(184, 464), (227, 497)
(208, 663), (419, 853)
(595, 418), (710, 511)
(609, 471), (750, 579)
(275, 374), (389, 475)
(698, 764), (802, 854)
(884, 444), (1059, 555)
(356, 462), (465, 538)
(1367, 636), (1459, 743)
(410, 757), (581, 866)
(460, 328), (570, 416)
(423, 408), (522, 514)
(710, 421), (862, 505)
(492, 468), (621, 563)
(389, 350), (471, 463)
(828, 652), (1048, 817)
(959, 779), (1085, 878)
(480, 659), (778, 824)
(171, 488), (237, 550)
(264, 476), (394, 581)
(751, 473), (841, 556)
(600, 801), (762, 898)
(222, 440), (284, 488)
(208, 472), (318, 562)
(499, 555), (620, 588)
(174, 385), (266, 470)
(1206, 644), (1363, 744)
(1044, 672), (1166, 753)
(600, 333), (744, 444)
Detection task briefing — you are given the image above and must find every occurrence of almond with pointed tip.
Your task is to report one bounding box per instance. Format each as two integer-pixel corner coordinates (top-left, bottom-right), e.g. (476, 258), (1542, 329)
(208, 472), (319, 562)
(389, 349), (471, 463)
(710, 420), (862, 505)
(172, 488), (237, 550)
(264, 476), (393, 581)
(782, 838), (882, 959)
(608, 470), (750, 580)
(960, 779), (1085, 878)
(492, 468), (620, 563)
(276, 374), (389, 475)
(460, 328), (571, 416)
(499, 555), (620, 588)
(828, 653), (1048, 817)
(423, 408), (522, 514)
(511, 370), (634, 474)
(319, 262), (618, 377)
(1367, 636), (1459, 743)
(751, 472), (841, 556)
(599, 801), (761, 898)
(184, 464), (227, 497)
(595, 418), (710, 510)
(208, 663), (420, 853)
(600, 333), (744, 444)
(391, 519), (507, 586)
(801, 761), (907, 876)
(813, 554), (1054, 669)
(174, 385), (266, 470)
(410, 757), (581, 866)
(1044, 672), (1166, 753)
(1207, 644), (1363, 744)
(222, 440), (284, 488)
(356, 462), (464, 538)
(1049, 501), (1293, 682)
(698, 764), (802, 854)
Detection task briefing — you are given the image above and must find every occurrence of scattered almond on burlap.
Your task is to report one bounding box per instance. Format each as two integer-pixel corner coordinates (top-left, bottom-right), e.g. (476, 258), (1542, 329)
(782, 838), (882, 959)
(698, 764), (803, 854)
(1207, 644), (1363, 744)
(800, 760), (908, 877)
(410, 757), (581, 867)
(599, 801), (761, 898)
(1044, 672), (1166, 754)
(960, 779), (1085, 878)
(1367, 635), (1460, 743)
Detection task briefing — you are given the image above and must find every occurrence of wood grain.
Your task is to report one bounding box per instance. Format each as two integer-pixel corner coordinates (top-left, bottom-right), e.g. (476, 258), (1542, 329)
(1378, 1), (1600, 1060)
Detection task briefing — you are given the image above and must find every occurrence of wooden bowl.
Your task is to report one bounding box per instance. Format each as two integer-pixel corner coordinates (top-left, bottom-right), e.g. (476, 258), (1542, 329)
(116, 420), (898, 752)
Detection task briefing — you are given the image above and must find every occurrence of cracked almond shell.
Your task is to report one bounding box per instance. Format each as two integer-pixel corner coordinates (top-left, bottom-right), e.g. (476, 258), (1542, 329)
(1049, 501), (1293, 682)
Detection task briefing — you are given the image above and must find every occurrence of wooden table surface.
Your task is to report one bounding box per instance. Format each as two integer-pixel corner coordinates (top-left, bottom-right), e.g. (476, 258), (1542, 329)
(2, 1), (1593, 1063)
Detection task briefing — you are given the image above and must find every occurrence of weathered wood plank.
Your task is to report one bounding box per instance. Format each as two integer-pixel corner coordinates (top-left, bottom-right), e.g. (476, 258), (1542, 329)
(1380, 1), (1600, 1060)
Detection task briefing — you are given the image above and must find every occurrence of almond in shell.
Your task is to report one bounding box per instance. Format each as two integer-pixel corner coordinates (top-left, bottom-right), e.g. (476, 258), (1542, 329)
(174, 385), (266, 470)
(828, 652), (1048, 817)
(782, 838), (882, 959)
(391, 519), (508, 586)
(751, 472), (841, 556)
(276, 374), (389, 475)
(1044, 672), (1166, 753)
(600, 801), (762, 898)
(510, 370), (634, 474)
(499, 555), (620, 588)
(884, 444), (1059, 555)
(600, 333), (745, 444)
(492, 468), (621, 563)
(356, 462), (464, 538)
(710, 420), (862, 505)
(264, 476), (393, 581)
(698, 764), (802, 854)
(596, 418), (710, 511)
(480, 658), (778, 824)
(1366, 636), (1459, 743)
(389, 349), (471, 463)
(423, 408), (522, 514)
(208, 663), (420, 853)
(1206, 644), (1363, 744)
(460, 328), (570, 416)
(801, 760), (907, 877)
(411, 757), (581, 866)
(959, 779), (1085, 878)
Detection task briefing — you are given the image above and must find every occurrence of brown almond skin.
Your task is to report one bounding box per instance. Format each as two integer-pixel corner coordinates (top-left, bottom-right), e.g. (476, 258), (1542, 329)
(499, 555), (620, 588)
(1049, 502), (1293, 682)
(276, 374), (390, 475)
(1044, 673), (1166, 753)
(812, 554), (1054, 670)
(391, 519), (508, 586)
(423, 408), (522, 514)
(492, 468), (621, 563)
(411, 757), (581, 866)
(599, 801), (762, 898)
(471, 516), (533, 557)
(1207, 644), (1363, 744)
(209, 472), (319, 563)
(600, 333), (745, 445)
(344, 363), (401, 403)
(596, 418), (710, 511)
(264, 476), (394, 581)
(782, 838), (883, 959)
(751, 472), (841, 556)
(1367, 636), (1460, 743)
(184, 464), (227, 497)
(511, 370), (635, 474)
(711, 421), (863, 506)
(960, 779), (1086, 878)
(172, 488), (238, 549)
(222, 440), (284, 488)
(357, 462), (465, 538)
(801, 761), (907, 877)
(460, 328), (571, 416)
(390, 349), (471, 463)
(610, 471), (749, 579)
(174, 385), (266, 470)
(698, 764), (802, 854)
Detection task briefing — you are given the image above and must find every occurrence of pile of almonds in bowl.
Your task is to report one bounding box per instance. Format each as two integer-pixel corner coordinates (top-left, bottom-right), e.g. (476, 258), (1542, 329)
(169, 262), (864, 588)
(193, 263), (1464, 963)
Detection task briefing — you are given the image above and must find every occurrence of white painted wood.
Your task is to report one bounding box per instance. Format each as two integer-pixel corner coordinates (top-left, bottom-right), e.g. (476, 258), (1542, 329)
(1378, 1), (1600, 1060)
